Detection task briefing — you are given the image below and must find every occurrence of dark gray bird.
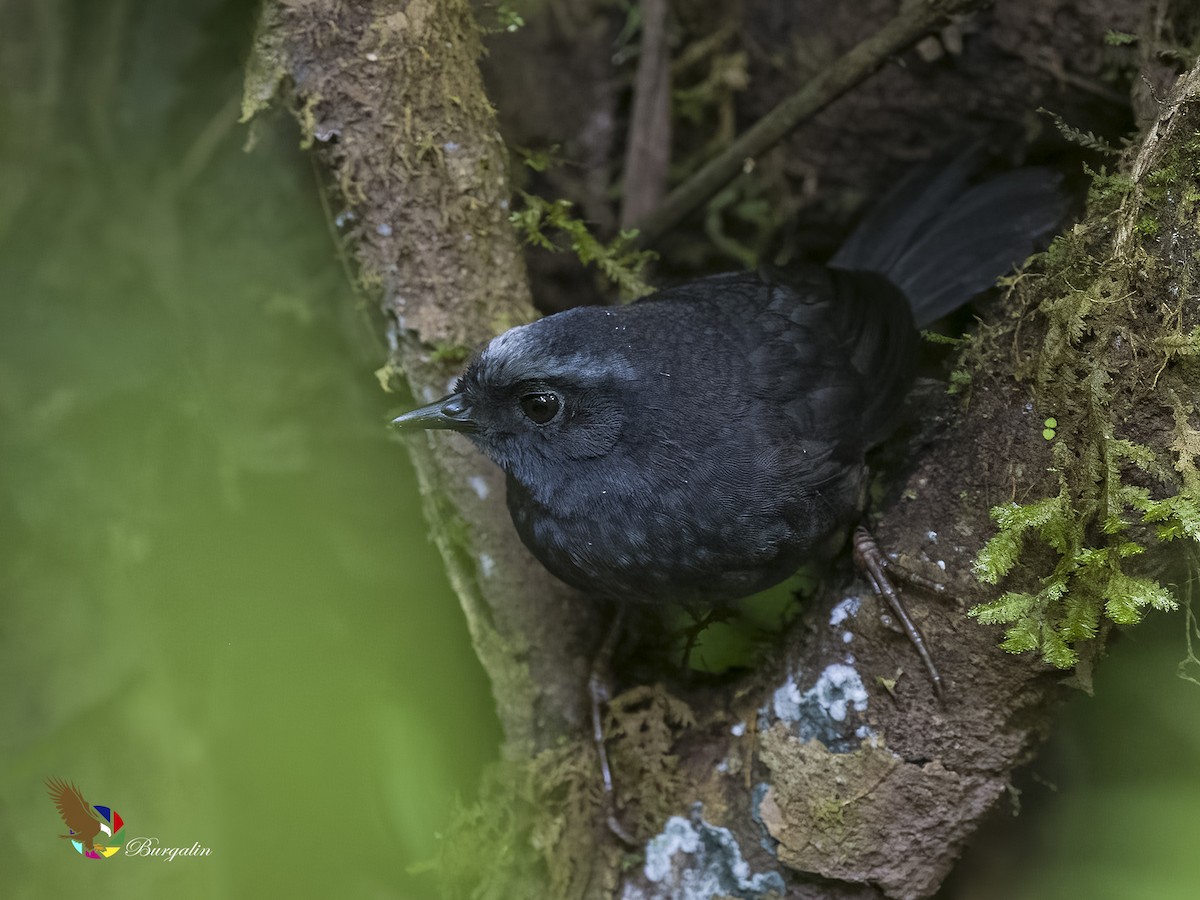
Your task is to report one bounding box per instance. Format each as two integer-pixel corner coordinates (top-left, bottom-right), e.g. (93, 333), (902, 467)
(394, 155), (1064, 625)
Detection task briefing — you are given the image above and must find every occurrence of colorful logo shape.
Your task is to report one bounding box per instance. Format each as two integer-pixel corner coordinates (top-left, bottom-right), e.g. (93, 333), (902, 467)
(46, 778), (125, 860)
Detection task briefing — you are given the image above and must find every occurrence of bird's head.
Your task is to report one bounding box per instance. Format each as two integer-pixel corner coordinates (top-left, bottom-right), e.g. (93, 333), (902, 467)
(392, 310), (639, 487)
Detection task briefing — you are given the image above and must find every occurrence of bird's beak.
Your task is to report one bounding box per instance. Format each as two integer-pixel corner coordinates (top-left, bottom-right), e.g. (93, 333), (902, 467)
(391, 392), (477, 432)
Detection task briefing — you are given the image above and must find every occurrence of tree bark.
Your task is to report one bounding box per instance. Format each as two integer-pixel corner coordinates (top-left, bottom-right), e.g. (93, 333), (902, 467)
(243, 0), (600, 758)
(245, 2), (1200, 897)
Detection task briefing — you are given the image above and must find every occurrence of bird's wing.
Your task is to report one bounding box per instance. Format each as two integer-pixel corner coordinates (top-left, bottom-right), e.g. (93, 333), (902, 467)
(46, 778), (100, 833)
(756, 264), (919, 448)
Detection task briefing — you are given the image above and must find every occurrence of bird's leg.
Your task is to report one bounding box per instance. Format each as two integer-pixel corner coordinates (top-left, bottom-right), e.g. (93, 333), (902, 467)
(851, 526), (945, 699)
(589, 605), (637, 846)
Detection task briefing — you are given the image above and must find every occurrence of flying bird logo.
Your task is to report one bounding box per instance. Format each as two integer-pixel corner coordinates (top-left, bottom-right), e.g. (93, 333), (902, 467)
(46, 778), (125, 859)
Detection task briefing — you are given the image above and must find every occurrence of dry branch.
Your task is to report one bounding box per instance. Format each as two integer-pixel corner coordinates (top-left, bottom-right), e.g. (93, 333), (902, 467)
(633, 0), (987, 245)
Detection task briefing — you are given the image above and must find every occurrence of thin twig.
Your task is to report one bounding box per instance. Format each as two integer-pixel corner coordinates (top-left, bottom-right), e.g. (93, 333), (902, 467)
(619, 0), (672, 229)
(634, 0), (986, 245)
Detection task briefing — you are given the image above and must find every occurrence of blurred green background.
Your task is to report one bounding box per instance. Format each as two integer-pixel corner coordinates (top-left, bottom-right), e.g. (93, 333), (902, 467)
(1, 2), (497, 898)
(1, 2), (1197, 899)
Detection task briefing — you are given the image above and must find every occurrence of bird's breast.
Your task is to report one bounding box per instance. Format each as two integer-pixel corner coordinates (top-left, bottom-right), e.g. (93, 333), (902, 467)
(504, 457), (864, 605)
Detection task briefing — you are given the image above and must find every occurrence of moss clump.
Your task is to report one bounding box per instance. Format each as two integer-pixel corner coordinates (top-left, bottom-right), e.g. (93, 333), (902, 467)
(970, 455), (1177, 667)
(964, 112), (1200, 668)
(508, 192), (658, 300)
(608, 684), (698, 834)
(429, 683), (694, 899)
(428, 741), (618, 900)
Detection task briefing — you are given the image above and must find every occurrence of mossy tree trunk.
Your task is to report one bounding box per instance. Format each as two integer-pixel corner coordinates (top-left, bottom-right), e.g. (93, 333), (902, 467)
(243, 0), (601, 759)
(245, 2), (1200, 897)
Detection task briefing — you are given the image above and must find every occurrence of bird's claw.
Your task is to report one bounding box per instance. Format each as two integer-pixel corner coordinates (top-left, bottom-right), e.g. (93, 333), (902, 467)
(852, 526), (945, 700)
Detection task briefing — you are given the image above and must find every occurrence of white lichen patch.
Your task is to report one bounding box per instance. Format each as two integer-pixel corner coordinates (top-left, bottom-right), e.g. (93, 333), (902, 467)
(829, 596), (860, 627)
(622, 808), (785, 900)
(814, 663), (868, 723)
(769, 673), (804, 724)
(762, 662), (872, 751)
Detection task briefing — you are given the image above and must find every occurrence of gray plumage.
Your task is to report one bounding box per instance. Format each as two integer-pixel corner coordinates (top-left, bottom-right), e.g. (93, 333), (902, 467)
(394, 159), (1066, 606)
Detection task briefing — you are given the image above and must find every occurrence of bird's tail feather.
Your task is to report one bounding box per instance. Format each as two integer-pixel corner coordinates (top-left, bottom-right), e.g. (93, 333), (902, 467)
(829, 149), (1068, 328)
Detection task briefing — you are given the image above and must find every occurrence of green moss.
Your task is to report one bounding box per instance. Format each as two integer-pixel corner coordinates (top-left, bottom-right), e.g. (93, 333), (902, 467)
(508, 192), (658, 300)
(479, 2), (526, 34)
(426, 683), (694, 898)
(427, 741), (621, 900)
(513, 143), (563, 173)
(947, 367), (972, 395)
(1104, 30), (1139, 46)
(1038, 107), (1122, 157)
(963, 108), (1200, 667)
(240, 4), (290, 123)
(1081, 164), (1134, 214)
(970, 471), (1177, 667)
(429, 342), (472, 365)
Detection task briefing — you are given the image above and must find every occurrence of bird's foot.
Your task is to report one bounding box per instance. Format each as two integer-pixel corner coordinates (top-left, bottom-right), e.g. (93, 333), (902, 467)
(589, 607), (637, 847)
(851, 526), (945, 700)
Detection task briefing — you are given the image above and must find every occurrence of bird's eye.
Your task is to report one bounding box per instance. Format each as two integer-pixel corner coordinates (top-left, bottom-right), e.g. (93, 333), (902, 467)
(519, 391), (561, 425)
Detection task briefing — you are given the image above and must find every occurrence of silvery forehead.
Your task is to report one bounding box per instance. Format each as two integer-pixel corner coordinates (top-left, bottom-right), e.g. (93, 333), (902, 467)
(469, 307), (638, 387)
